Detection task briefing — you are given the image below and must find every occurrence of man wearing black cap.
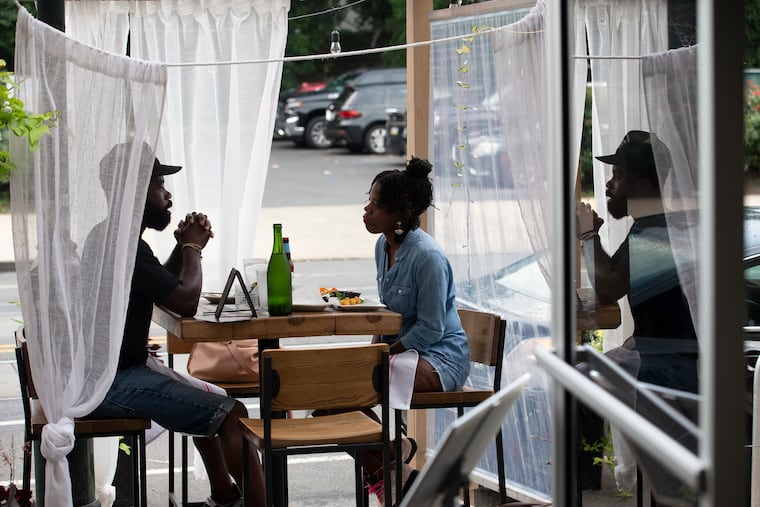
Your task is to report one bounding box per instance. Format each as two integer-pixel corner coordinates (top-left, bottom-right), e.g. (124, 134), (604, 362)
(577, 130), (699, 394)
(88, 142), (264, 507)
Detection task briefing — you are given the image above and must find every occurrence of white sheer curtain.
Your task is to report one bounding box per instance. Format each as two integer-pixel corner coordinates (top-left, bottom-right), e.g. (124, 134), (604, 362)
(129, 0), (289, 290)
(493, 0), (587, 282)
(579, 0), (668, 491)
(427, 1), (584, 499)
(641, 45), (700, 330)
(11, 8), (166, 505)
(65, 0), (130, 53)
(581, 0), (668, 353)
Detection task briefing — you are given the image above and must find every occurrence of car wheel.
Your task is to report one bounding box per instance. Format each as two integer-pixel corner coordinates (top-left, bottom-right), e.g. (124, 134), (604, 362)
(364, 125), (387, 155)
(304, 117), (332, 149)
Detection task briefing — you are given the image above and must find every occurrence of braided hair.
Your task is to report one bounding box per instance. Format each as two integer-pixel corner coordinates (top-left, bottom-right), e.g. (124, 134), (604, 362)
(370, 156), (434, 241)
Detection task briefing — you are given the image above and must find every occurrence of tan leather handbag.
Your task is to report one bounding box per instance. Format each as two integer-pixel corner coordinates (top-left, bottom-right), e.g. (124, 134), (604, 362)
(186, 339), (259, 383)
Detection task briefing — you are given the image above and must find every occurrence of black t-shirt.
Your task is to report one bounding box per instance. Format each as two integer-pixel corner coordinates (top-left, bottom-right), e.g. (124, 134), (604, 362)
(119, 238), (179, 368)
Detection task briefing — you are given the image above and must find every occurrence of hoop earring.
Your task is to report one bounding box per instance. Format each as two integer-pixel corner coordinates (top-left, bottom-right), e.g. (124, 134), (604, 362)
(394, 221), (404, 236)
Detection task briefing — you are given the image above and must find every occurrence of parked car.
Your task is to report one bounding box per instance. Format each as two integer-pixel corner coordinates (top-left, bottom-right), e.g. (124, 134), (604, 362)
(325, 68), (407, 154)
(278, 69), (366, 148)
(273, 81), (327, 139)
(384, 109), (406, 156)
(280, 68), (403, 149)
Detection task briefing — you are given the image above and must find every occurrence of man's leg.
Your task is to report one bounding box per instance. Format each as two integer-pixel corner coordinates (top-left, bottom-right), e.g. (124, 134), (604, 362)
(194, 401), (265, 507)
(193, 435), (237, 503)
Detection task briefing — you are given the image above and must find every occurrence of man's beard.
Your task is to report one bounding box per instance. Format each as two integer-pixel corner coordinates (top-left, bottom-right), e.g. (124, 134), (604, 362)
(143, 203), (171, 231)
(607, 196), (627, 220)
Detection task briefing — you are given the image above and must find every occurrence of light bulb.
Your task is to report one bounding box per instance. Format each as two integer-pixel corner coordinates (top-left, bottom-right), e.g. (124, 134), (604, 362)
(330, 30), (342, 54)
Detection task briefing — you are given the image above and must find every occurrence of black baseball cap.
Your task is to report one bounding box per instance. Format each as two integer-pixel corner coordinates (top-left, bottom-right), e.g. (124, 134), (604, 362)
(596, 130), (670, 182)
(153, 157), (182, 176)
(102, 141), (182, 178)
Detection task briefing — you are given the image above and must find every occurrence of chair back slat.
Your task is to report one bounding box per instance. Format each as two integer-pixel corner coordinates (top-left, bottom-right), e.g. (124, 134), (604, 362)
(263, 343), (388, 412)
(458, 309), (504, 367)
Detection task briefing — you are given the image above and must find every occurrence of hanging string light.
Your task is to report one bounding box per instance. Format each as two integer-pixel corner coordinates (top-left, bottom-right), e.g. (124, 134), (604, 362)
(330, 30), (342, 54)
(329, 2), (341, 54)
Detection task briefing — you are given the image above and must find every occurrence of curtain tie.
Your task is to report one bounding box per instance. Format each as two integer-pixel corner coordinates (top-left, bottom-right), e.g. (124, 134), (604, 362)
(40, 416), (75, 461)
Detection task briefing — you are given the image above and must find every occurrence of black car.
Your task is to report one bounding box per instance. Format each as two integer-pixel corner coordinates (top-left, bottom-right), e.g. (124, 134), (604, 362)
(279, 69), (365, 149)
(325, 68), (407, 154)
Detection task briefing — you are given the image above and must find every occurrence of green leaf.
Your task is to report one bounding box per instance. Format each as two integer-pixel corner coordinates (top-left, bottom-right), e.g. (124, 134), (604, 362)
(27, 124), (50, 148)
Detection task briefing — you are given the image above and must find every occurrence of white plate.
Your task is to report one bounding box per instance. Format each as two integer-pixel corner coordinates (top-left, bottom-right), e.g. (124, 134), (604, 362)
(335, 299), (386, 312)
(292, 302), (332, 312)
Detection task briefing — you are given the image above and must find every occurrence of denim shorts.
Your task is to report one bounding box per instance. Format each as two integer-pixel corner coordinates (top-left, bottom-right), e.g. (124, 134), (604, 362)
(421, 352), (469, 392)
(89, 364), (236, 437)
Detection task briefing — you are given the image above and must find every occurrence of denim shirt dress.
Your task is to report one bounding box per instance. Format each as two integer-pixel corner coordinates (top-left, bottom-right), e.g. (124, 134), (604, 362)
(374, 228), (470, 391)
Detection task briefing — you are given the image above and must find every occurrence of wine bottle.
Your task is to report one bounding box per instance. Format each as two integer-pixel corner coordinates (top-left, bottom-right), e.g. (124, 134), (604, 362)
(267, 224), (292, 316)
(283, 237), (294, 272)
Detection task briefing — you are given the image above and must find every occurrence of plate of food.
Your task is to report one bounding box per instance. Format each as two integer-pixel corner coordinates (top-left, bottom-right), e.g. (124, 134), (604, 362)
(335, 297), (387, 312)
(320, 287), (361, 302)
(201, 292), (234, 305)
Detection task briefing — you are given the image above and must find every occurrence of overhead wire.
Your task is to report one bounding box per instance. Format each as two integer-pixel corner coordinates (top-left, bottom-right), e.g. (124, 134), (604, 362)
(164, 24), (544, 68)
(287, 0), (369, 21)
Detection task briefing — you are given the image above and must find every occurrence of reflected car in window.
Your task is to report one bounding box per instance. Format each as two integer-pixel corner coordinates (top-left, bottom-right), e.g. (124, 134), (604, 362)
(742, 207), (760, 418)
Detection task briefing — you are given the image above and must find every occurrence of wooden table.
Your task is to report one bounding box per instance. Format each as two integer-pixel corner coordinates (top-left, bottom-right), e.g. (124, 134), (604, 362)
(152, 304), (402, 507)
(152, 305), (402, 344)
(577, 287), (621, 331)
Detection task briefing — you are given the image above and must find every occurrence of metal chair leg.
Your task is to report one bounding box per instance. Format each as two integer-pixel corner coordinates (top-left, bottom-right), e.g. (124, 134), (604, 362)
(496, 428), (508, 504)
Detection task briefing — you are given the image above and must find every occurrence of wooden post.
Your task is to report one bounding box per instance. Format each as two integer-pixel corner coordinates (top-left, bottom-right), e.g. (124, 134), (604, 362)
(406, 0), (433, 473)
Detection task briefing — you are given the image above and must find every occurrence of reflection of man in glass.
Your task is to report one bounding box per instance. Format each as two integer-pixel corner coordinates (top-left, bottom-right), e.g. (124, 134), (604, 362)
(577, 130), (699, 394)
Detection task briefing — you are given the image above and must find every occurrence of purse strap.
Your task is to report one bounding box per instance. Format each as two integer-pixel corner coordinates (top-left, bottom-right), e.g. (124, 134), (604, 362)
(224, 340), (259, 376)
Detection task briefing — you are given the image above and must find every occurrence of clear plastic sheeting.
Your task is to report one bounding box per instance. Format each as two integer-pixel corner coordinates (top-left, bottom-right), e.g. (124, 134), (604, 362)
(428, 2), (560, 501)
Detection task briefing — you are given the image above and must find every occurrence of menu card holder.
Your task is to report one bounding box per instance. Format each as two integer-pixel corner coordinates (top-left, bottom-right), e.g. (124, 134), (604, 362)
(215, 268), (258, 321)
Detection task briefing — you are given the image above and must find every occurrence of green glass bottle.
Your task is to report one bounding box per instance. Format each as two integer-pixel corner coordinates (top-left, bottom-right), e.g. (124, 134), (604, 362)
(267, 223), (292, 316)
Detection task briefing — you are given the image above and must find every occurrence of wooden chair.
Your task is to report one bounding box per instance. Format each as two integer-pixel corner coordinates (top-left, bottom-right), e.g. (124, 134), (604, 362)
(164, 333), (260, 507)
(15, 331), (150, 506)
(395, 308), (508, 506)
(239, 343), (392, 507)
